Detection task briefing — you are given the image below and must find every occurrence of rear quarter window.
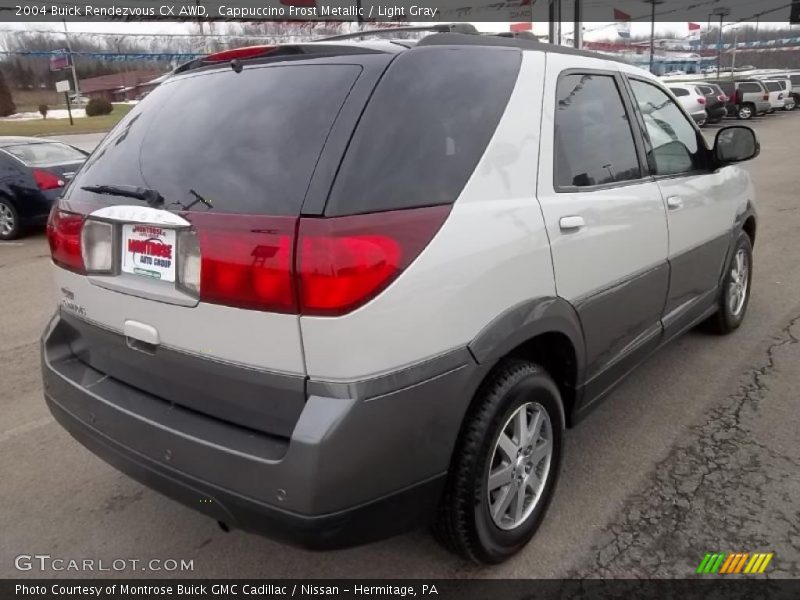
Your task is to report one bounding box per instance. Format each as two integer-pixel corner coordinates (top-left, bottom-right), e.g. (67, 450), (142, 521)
(765, 82), (781, 91)
(325, 47), (521, 216)
(670, 87), (689, 97)
(738, 82), (762, 93)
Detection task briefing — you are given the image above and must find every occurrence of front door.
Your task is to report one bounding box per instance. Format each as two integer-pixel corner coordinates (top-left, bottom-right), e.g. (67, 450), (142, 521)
(536, 57), (670, 404)
(626, 77), (743, 339)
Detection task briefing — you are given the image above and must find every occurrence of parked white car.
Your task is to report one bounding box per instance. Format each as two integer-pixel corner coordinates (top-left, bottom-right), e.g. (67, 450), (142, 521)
(761, 80), (786, 112)
(668, 83), (708, 126)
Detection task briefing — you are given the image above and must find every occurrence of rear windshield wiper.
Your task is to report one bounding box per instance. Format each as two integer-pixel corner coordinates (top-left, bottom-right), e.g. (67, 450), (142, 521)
(81, 184), (165, 208)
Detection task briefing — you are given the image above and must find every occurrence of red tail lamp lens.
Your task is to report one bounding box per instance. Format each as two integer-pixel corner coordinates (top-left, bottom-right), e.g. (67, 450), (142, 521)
(297, 205), (451, 316)
(34, 169), (65, 190)
(47, 208), (85, 272)
(188, 213), (297, 313)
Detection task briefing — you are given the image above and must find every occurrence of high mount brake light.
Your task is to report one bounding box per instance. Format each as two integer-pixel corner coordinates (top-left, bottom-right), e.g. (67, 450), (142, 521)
(203, 46), (277, 63)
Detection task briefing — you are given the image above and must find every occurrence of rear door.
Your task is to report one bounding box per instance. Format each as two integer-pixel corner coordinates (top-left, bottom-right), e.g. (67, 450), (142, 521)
(54, 56), (390, 437)
(537, 56), (669, 402)
(625, 76), (741, 339)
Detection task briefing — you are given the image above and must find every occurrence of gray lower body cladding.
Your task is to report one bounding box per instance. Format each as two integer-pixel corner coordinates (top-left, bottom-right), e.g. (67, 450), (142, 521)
(42, 312), (479, 548)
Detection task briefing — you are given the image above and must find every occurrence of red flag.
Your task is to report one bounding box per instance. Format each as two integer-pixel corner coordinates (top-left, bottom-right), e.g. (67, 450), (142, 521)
(613, 8), (631, 21)
(510, 22), (532, 32)
(688, 22), (701, 31)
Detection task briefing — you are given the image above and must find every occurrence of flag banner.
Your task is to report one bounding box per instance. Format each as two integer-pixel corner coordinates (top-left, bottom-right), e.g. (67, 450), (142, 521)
(48, 52), (70, 71)
(510, 22), (532, 32)
(614, 8), (631, 39)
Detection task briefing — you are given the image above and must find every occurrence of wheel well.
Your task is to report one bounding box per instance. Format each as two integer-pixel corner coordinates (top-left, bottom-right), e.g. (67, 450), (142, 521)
(743, 216), (756, 246)
(503, 332), (578, 427)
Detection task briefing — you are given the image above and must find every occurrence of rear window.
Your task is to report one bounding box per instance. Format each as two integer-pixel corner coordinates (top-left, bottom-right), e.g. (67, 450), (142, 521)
(791, 75), (800, 85)
(697, 86), (712, 94)
(67, 64), (361, 216)
(325, 47), (521, 216)
(6, 142), (85, 166)
(765, 81), (782, 92)
(670, 87), (689, 97)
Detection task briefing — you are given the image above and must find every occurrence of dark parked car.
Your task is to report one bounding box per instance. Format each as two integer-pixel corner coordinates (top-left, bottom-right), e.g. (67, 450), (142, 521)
(0, 137), (87, 240)
(695, 83), (728, 123)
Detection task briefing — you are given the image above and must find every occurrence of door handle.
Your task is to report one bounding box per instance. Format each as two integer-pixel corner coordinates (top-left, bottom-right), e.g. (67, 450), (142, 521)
(666, 196), (684, 210)
(559, 215), (586, 231)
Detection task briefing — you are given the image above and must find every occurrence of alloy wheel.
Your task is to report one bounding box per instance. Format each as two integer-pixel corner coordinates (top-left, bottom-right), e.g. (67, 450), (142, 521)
(727, 248), (749, 317)
(487, 402), (553, 530)
(0, 203), (15, 237)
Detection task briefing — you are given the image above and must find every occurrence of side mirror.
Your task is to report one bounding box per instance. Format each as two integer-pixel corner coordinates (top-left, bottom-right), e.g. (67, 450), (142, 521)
(714, 126), (760, 165)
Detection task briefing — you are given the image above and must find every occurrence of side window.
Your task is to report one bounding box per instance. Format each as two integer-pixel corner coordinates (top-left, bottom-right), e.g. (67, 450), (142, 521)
(670, 87), (689, 97)
(554, 73), (641, 189)
(629, 79), (707, 177)
(739, 82), (761, 94)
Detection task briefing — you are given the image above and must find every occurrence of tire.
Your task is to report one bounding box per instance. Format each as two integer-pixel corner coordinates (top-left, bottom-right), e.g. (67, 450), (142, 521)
(433, 360), (563, 564)
(784, 101), (796, 112)
(0, 198), (20, 241)
(705, 231), (753, 334)
(737, 104), (754, 120)
(697, 117), (707, 128)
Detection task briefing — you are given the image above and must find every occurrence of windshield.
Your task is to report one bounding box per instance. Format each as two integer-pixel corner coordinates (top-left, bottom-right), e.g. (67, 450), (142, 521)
(5, 142), (85, 166)
(67, 63), (361, 216)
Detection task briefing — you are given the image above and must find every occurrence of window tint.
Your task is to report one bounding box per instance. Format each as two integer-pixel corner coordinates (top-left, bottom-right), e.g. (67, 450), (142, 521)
(765, 81), (781, 91)
(670, 87), (689, 96)
(6, 142), (85, 166)
(553, 74), (641, 188)
(325, 48), (520, 216)
(697, 86), (712, 94)
(629, 79), (707, 176)
(68, 65), (361, 215)
(791, 75), (800, 85)
(738, 82), (762, 93)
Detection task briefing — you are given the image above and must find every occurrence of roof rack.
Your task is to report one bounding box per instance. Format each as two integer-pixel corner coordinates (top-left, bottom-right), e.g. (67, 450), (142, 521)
(315, 24), (478, 42)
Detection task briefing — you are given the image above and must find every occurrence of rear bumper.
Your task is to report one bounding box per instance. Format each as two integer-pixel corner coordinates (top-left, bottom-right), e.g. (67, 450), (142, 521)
(41, 312), (477, 548)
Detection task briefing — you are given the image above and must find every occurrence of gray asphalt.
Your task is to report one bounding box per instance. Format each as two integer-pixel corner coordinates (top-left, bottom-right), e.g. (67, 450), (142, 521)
(1, 115), (798, 578)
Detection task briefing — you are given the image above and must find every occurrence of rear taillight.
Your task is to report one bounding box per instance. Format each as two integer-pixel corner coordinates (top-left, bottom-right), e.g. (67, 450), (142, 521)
(189, 213), (296, 313)
(47, 208), (85, 272)
(763, 94), (769, 101)
(33, 169), (65, 191)
(297, 206), (450, 316)
(718, 94), (727, 102)
(697, 97), (706, 104)
(185, 205), (450, 316)
(47, 203), (451, 317)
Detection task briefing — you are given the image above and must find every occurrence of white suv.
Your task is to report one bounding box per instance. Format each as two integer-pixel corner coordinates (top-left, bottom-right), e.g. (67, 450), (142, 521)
(42, 31), (760, 564)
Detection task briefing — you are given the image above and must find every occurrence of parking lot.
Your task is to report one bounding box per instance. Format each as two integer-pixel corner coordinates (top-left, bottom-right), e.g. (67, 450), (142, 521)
(1, 111), (799, 578)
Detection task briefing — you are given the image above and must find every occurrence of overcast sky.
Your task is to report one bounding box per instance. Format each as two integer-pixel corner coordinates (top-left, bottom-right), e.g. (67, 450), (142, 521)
(2, 20), (789, 41)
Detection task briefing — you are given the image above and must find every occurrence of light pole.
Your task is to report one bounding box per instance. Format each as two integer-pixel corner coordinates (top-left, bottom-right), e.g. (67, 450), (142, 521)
(62, 20), (81, 102)
(573, 0), (582, 49)
(643, 0), (664, 74)
(730, 27), (740, 76)
(711, 7), (731, 80)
